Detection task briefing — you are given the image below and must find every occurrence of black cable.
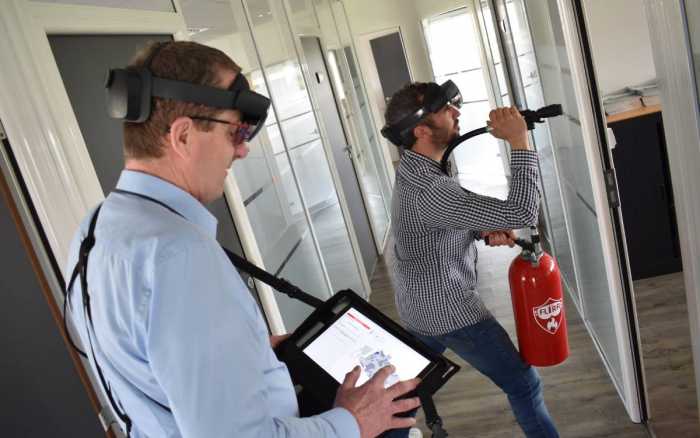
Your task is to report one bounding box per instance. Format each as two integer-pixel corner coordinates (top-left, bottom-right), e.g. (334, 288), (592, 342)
(440, 104), (563, 174)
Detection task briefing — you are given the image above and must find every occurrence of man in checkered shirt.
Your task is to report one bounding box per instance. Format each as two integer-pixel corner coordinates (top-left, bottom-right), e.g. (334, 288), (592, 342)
(384, 82), (559, 438)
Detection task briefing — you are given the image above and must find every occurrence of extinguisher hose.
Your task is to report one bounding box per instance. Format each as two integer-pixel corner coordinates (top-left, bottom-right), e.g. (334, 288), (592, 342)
(440, 104), (563, 174)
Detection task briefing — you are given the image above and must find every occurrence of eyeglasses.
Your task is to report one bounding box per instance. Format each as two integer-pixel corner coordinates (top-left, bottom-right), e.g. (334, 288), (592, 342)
(189, 116), (252, 145)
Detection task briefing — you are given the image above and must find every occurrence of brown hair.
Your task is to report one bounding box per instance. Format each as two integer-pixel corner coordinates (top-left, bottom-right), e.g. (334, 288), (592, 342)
(384, 82), (430, 149)
(123, 41), (241, 159)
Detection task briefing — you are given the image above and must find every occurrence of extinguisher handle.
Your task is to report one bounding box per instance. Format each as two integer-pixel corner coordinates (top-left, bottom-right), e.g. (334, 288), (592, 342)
(483, 235), (535, 252)
(514, 238), (535, 252)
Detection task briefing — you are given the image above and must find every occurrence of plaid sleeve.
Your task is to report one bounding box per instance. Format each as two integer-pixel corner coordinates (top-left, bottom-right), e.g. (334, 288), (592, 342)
(417, 150), (540, 230)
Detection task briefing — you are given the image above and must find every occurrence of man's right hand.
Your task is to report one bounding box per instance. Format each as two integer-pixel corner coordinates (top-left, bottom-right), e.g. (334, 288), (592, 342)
(487, 106), (530, 150)
(334, 365), (421, 438)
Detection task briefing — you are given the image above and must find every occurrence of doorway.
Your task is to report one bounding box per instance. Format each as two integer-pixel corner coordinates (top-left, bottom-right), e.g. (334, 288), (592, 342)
(300, 36), (378, 276)
(356, 27), (413, 166)
(326, 47), (392, 252)
(0, 131), (103, 438)
(47, 33), (266, 313)
(463, 0), (648, 424)
(585, 0), (698, 435)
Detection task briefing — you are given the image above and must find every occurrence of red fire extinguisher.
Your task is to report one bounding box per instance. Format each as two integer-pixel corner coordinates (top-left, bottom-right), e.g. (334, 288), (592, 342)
(507, 227), (569, 366)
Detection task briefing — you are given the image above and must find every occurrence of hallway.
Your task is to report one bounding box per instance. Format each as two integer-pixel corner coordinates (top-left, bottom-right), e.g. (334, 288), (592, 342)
(369, 241), (650, 437)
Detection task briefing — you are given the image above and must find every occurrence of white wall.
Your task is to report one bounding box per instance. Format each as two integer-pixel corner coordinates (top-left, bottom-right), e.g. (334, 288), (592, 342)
(584, 0), (657, 95)
(341, 0), (472, 164)
(341, 0), (428, 163)
(413, 0), (468, 21)
(342, 0), (432, 82)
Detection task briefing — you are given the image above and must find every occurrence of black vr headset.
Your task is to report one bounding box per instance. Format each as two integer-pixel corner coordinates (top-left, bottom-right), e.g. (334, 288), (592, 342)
(381, 80), (462, 148)
(105, 44), (271, 142)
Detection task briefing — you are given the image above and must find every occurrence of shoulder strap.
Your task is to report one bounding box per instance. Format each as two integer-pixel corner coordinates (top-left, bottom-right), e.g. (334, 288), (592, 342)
(65, 204), (171, 438)
(68, 205), (134, 436)
(419, 389), (448, 438)
(63, 205), (104, 357)
(75, 190), (449, 437)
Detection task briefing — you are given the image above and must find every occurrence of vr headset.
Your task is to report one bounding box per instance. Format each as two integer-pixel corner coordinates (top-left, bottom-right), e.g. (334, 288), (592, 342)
(381, 80), (462, 148)
(105, 48), (271, 142)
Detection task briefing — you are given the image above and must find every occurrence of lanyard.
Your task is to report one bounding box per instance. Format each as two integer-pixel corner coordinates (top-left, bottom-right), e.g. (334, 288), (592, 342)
(66, 189), (446, 438)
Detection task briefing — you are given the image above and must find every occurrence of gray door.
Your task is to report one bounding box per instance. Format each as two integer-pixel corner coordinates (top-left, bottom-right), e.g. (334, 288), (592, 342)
(0, 145), (103, 437)
(369, 31), (412, 103)
(48, 34), (265, 318)
(300, 36), (377, 275)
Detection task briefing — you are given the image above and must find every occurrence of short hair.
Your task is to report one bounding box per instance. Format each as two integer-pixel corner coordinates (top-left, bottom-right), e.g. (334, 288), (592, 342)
(383, 82), (430, 149)
(122, 41), (241, 159)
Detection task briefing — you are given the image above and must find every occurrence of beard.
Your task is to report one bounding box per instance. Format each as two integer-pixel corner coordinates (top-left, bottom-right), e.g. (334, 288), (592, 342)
(432, 127), (459, 147)
(425, 120), (458, 147)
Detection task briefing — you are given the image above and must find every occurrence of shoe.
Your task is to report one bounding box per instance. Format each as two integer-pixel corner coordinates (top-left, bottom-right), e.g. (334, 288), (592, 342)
(408, 427), (423, 438)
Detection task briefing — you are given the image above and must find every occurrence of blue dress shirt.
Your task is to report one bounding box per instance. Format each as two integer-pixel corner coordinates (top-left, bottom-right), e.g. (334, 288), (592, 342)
(65, 170), (359, 438)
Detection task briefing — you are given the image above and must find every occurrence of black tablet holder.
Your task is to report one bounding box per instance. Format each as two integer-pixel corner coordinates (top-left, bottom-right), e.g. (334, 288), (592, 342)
(222, 247), (459, 438)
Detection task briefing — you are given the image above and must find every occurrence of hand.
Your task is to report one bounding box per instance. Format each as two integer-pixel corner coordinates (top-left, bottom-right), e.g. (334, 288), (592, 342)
(487, 107), (529, 150)
(481, 230), (517, 247)
(269, 334), (290, 349)
(334, 366), (421, 438)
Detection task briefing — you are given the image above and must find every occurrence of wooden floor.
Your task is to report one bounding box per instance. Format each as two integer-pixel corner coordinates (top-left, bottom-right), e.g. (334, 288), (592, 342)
(370, 241), (652, 437)
(634, 273), (699, 437)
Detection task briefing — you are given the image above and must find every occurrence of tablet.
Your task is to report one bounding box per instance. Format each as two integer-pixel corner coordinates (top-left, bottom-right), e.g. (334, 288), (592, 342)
(303, 306), (431, 387)
(275, 289), (460, 416)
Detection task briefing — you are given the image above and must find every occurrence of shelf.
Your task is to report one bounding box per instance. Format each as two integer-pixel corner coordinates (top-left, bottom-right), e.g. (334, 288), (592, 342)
(606, 104), (661, 124)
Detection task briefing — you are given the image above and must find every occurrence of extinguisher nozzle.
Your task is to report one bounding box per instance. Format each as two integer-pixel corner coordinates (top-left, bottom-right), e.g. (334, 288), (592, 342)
(514, 238), (535, 252)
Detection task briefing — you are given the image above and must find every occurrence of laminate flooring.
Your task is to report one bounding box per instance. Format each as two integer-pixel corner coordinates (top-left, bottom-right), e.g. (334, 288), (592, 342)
(634, 272), (699, 437)
(370, 241), (651, 437)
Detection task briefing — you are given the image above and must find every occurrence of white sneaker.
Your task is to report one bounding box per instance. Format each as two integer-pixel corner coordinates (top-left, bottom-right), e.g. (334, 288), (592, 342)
(408, 427), (423, 438)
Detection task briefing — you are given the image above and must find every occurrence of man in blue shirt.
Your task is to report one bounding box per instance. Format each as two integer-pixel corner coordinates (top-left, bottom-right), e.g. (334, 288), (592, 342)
(65, 41), (420, 438)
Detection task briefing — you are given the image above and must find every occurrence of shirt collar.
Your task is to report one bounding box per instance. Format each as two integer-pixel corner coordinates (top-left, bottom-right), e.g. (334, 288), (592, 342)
(401, 150), (444, 174)
(115, 170), (218, 238)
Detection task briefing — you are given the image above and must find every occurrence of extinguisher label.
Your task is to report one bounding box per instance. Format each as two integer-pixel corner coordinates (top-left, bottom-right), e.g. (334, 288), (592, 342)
(532, 298), (563, 335)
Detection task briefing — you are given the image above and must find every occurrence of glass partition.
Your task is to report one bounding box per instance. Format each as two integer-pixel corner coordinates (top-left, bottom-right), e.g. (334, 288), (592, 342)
(180, 0), (332, 330)
(523, 0), (623, 387)
(325, 0), (392, 246)
(268, 0), (366, 294)
(477, 0), (511, 108)
(423, 8), (507, 193)
(325, 50), (390, 243)
(330, 0), (394, 209)
(499, 0), (579, 301)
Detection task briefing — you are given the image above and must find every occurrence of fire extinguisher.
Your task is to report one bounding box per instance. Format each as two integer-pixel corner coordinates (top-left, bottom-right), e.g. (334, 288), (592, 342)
(507, 227), (569, 366)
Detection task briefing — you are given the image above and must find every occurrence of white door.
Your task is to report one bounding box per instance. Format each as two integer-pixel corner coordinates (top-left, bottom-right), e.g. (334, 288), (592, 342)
(482, 0), (647, 422)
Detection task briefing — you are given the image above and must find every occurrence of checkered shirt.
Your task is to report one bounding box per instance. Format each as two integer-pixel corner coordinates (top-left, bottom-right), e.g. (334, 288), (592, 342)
(390, 149), (541, 335)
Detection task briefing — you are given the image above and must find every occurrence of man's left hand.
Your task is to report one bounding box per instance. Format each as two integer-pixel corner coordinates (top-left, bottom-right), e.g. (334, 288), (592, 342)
(481, 230), (516, 247)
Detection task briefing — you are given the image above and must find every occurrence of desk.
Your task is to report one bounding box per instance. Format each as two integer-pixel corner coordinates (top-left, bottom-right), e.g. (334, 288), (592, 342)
(606, 104), (661, 124)
(607, 107), (682, 280)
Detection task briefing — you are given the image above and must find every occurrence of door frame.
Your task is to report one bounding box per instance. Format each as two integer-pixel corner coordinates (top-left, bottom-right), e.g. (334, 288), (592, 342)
(327, 44), (393, 254)
(0, 1), (291, 429)
(0, 126), (112, 435)
(355, 26), (414, 182)
(643, 0), (700, 419)
(553, 0), (646, 422)
(307, 32), (393, 253)
(267, 0), (372, 296)
(0, 0), (286, 335)
(296, 34), (374, 291)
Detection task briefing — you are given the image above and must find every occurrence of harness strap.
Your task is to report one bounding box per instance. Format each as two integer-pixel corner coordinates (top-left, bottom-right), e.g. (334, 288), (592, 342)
(67, 190), (448, 438)
(419, 389), (448, 438)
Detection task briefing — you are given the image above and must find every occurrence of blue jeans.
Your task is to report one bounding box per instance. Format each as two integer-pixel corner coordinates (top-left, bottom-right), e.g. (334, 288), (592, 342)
(385, 317), (559, 438)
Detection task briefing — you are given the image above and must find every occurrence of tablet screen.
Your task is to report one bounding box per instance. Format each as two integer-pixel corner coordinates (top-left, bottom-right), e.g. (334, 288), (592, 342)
(303, 307), (431, 387)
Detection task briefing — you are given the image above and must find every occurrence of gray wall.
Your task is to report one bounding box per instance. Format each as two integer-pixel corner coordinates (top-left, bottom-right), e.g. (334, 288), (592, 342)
(0, 150), (102, 436)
